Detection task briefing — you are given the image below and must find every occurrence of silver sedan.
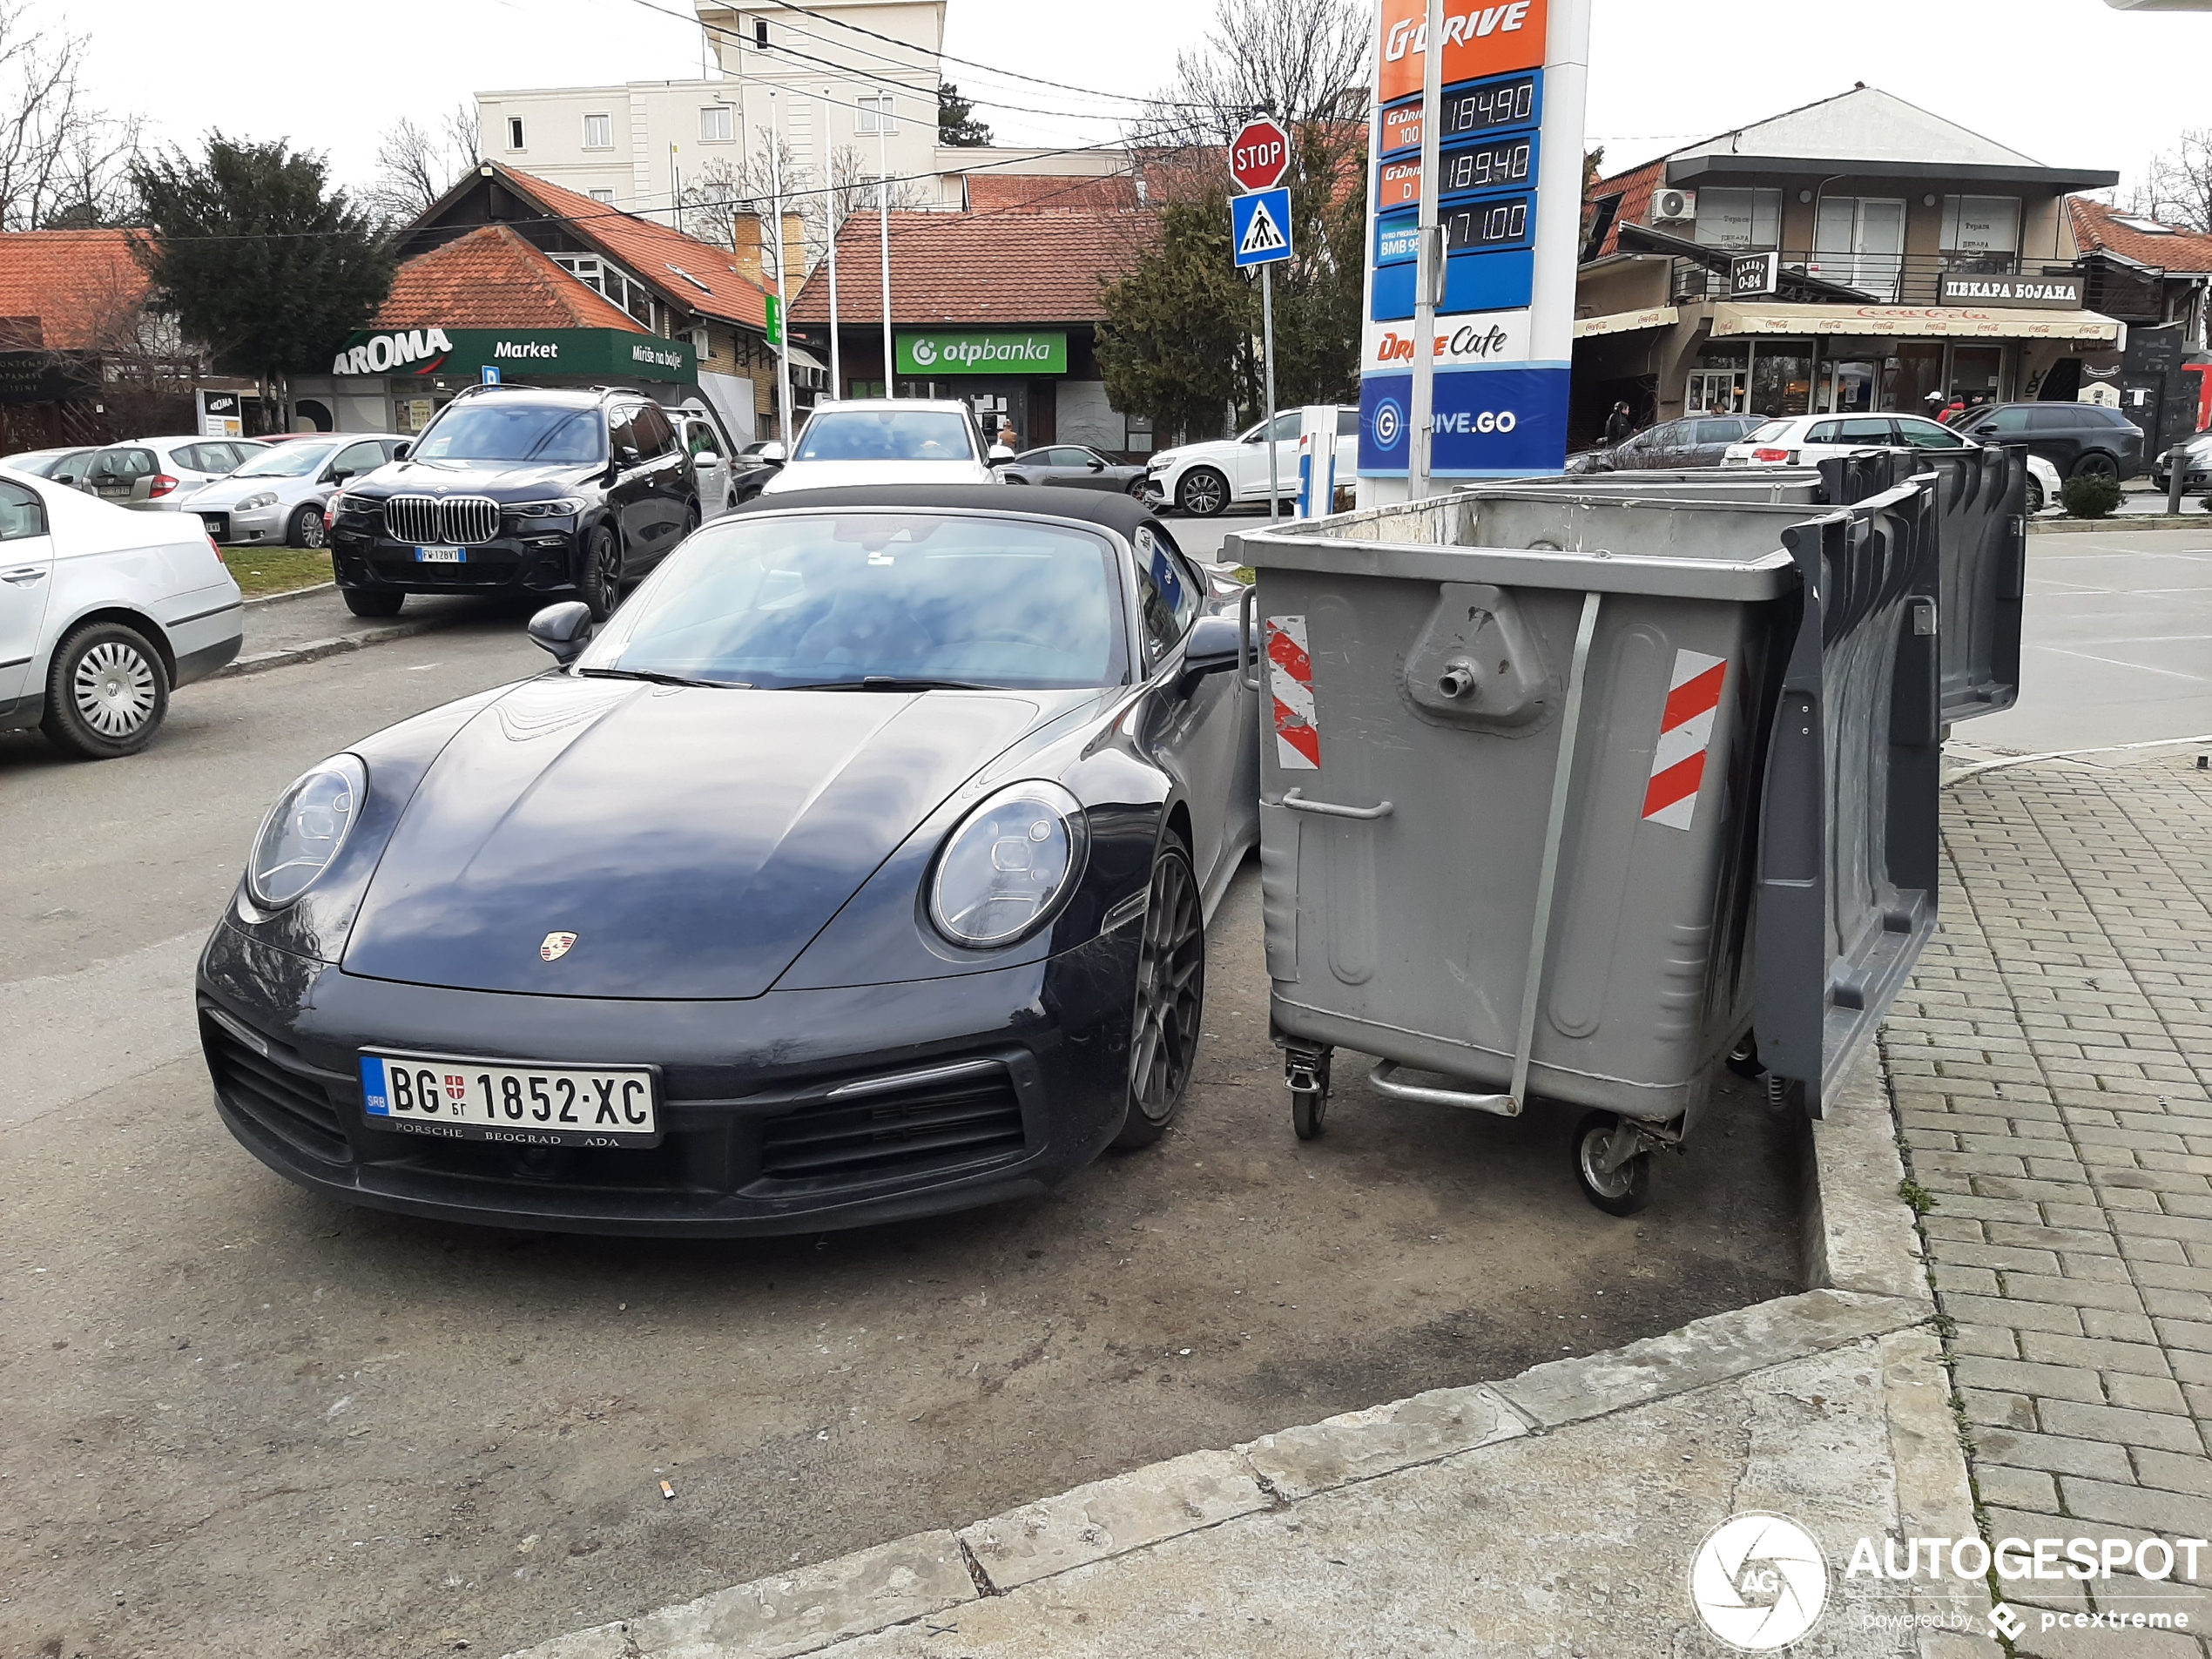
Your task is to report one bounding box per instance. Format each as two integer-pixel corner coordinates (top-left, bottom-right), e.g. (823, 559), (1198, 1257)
(181, 435), (406, 550)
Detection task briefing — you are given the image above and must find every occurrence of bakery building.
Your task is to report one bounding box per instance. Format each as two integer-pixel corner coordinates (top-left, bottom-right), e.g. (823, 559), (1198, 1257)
(1573, 87), (2128, 442)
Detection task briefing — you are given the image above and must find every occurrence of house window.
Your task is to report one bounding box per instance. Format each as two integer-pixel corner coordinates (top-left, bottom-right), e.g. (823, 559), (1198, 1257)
(590, 188), (617, 206)
(583, 113), (613, 150)
(1940, 196), (2020, 271)
(551, 252), (653, 326)
(700, 105), (733, 142)
(1691, 188), (1779, 253)
(506, 116), (525, 151)
(753, 17), (768, 46)
(857, 95), (895, 135)
(1811, 197), (1907, 301)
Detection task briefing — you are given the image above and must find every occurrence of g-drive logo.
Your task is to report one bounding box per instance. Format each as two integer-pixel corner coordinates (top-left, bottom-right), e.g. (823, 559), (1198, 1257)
(1370, 397), (1406, 452)
(1384, 2), (1534, 61)
(1434, 406), (1520, 435)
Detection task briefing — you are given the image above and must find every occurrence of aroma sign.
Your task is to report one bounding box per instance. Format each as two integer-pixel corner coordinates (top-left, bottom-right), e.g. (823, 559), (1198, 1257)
(333, 328), (454, 375)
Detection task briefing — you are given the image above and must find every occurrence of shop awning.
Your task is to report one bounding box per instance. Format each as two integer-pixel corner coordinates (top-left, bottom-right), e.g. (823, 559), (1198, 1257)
(1574, 306), (1679, 341)
(1710, 301), (2124, 344)
(786, 342), (828, 374)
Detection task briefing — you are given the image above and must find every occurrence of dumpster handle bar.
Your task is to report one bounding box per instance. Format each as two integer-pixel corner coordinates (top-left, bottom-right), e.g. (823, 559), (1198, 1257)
(1280, 789), (1394, 821)
(1369, 1062), (1521, 1118)
(1237, 584), (1260, 691)
(1509, 589), (1605, 1111)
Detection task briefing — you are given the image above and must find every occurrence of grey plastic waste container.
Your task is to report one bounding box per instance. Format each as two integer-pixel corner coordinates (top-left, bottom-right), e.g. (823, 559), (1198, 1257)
(1231, 478), (1941, 1215)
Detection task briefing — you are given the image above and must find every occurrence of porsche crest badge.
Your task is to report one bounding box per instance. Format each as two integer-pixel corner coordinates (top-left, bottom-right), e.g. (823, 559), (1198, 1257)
(540, 931), (578, 962)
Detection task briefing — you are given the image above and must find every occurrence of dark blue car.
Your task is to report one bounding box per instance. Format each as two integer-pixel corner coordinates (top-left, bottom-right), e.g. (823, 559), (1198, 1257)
(197, 487), (1260, 1236)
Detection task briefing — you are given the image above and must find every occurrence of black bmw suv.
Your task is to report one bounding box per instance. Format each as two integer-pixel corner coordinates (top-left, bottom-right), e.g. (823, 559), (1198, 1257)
(328, 386), (699, 620)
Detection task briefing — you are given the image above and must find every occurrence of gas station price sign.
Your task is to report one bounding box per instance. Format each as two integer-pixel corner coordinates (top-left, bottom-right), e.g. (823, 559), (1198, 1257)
(1442, 190), (1536, 254)
(1439, 133), (1536, 195)
(1440, 71), (1541, 139)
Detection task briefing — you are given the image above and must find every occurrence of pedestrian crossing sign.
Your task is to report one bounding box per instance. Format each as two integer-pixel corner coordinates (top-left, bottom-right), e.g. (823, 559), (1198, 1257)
(1232, 188), (1294, 268)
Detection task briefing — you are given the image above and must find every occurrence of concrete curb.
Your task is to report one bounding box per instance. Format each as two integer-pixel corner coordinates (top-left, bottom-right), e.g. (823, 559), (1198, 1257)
(2032, 514), (2207, 534)
(240, 579), (337, 608)
(502, 1042), (1950, 1659)
(212, 617), (449, 678)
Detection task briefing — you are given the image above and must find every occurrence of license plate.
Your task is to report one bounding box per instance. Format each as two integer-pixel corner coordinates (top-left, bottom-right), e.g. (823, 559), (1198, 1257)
(415, 545), (465, 563)
(360, 1051), (660, 1146)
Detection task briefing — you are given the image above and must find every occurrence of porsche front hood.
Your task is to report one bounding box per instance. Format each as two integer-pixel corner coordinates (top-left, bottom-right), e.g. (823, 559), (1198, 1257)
(341, 676), (1042, 998)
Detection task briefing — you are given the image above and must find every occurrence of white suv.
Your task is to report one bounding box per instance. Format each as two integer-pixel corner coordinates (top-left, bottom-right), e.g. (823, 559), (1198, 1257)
(1144, 408), (1359, 518)
(1722, 412), (2063, 514)
(760, 399), (997, 495)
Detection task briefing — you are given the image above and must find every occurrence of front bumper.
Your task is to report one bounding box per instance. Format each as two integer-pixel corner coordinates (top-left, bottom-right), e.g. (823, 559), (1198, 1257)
(328, 524), (581, 594)
(197, 920), (1140, 1236)
(199, 504), (285, 545)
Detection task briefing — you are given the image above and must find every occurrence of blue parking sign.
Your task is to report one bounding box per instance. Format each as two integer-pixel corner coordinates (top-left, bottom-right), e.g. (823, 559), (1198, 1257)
(1231, 189), (1294, 268)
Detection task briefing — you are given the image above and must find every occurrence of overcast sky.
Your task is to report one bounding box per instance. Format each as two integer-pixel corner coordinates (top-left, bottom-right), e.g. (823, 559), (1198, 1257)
(31, 0), (2210, 203)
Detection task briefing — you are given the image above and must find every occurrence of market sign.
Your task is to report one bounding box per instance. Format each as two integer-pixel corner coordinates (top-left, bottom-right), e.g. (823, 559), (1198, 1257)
(895, 331), (1068, 376)
(328, 327), (695, 383)
(1936, 273), (2087, 310)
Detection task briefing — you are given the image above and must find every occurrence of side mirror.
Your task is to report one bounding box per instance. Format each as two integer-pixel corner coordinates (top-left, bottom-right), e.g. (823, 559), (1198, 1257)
(615, 445), (642, 469)
(327, 468), (354, 486)
(1086, 457), (1105, 471)
(1177, 611), (1248, 692)
(758, 442), (786, 463)
(528, 601), (595, 664)
(988, 453), (1015, 468)
(392, 442), (412, 461)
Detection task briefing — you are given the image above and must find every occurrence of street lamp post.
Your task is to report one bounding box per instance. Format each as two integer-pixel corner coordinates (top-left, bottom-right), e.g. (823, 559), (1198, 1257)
(878, 87), (893, 398)
(768, 88), (793, 449)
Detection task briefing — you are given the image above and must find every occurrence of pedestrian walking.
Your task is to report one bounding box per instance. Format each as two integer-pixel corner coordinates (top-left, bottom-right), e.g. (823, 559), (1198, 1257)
(1602, 401), (1635, 448)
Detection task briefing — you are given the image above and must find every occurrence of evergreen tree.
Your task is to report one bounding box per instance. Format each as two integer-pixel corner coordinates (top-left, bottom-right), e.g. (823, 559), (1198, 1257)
(937, 84), (994, 148)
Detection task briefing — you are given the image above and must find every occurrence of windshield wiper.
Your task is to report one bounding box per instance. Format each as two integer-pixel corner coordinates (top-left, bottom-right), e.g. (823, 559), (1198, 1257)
(575, 666), (751, 690)
(783, 676), (992, 692)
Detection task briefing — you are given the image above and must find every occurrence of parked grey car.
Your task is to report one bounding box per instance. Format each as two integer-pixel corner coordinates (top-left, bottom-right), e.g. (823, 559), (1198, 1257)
(182, 434), (407, 550)
(996, 444), (1148, 495)
(78, 435), (270, 510)
(2, 446), (98, 487)
(1565, 414), (1762, 475)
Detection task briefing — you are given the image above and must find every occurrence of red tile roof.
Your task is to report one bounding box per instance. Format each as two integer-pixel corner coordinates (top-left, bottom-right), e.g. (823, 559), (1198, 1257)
(788, 208), (1154, 327)
(374, 224), (647, 333)
(962, 173), (1141, 214)
(1586, 158), (1667, 260)
(2070, 197), (2212, 275)
(0, 229), (152, 350)
(496, 165), (772, 330)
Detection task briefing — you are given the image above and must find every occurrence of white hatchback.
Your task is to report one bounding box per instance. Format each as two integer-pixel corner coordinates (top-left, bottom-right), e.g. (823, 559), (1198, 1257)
(1722, 412), (2064, 513)
(759, 400), (997, 496)
(0, 463), (242, 758)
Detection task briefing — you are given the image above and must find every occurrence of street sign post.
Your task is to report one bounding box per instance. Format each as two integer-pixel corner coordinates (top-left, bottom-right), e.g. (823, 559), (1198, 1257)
(1230, 122), (1295, 520)
(1230, 117), (1291, 192)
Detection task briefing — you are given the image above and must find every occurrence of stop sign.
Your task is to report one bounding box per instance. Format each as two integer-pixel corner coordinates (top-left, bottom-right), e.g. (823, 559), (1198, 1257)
(1229, 117), (1291, 192)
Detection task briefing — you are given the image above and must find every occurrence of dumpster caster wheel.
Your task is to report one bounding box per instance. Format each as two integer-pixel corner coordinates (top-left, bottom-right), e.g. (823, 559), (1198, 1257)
(1291, 1088), (1328, 1141)
(1726, 1034), (1765, 1080)
(1575, 1110), (1653, 1217)
(1285, 1045), (1332, 1142)
(1765, 1073), (1807, 1116)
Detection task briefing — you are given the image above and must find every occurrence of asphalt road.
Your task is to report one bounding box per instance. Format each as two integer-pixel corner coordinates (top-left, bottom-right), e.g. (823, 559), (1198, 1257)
(1969, 526), (2212, 752)
(1, 610), (1804, 1659)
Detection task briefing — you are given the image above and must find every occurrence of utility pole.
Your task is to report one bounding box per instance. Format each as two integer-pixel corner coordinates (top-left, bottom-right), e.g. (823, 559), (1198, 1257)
(768, 88), (793, 448)
(878, 87), (894, 398)
(824, 88), (842, 399)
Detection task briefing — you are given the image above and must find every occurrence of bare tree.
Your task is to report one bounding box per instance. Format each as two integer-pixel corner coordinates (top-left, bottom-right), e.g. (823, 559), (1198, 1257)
(2132, 131), (2212, 234)
(1141, 0), (1370, 155)
(0, 1), (138, 231)
(678, 130), (919, 256)
(363, 102), (480, 226)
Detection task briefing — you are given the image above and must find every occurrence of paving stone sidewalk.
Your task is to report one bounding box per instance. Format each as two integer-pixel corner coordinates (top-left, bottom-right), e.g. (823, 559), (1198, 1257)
(1891, 752), (2212, 1654)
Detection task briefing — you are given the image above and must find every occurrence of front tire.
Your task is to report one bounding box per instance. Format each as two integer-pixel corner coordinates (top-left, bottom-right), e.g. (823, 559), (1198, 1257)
(2072, 450), (2119, 482)
(41, 620), (169, 759)
(288, 502), (327, 550)
(1113, 832), (1205, 1148)
(578, 523), (624, 622)
(1177, 467), (1229, 518)
(2024, 475), (2045, 515)
(340, 584), (403, 618)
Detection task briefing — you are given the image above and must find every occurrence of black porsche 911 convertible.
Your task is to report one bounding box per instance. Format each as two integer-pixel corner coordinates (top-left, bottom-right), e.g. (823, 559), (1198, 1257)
(197, 486), (1259, 1235)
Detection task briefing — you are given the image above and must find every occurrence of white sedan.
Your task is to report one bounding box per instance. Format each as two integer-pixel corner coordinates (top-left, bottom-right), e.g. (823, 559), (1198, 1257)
(0, 463), (241, 759)
(1722, 412), (2063, 513)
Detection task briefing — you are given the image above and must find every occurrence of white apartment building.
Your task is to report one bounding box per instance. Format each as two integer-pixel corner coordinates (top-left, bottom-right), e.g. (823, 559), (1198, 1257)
(475, 0), (1122, 243)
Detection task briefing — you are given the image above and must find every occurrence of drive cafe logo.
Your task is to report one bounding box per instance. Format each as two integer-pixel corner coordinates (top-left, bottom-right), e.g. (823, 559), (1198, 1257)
(1365, 314), (1532, 369)
(1377, 0), (1547, 104)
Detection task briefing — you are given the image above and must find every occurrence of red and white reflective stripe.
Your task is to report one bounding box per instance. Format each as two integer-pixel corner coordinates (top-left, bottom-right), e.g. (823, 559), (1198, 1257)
(1265, 615), (1320, 772)
(1642, 649), (1728, 830)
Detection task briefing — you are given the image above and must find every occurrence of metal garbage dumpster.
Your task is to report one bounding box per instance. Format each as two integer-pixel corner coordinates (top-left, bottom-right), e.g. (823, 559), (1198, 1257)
(1230, 479), (1941, 1214)
(1504, 443), (2027, 727)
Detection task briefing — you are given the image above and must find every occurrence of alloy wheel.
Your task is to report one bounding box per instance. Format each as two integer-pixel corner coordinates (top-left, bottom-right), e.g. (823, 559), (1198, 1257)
(1127, 846), (1205, 1131)
(294, 506), (327, 550)
(1179, 469), (1227, 517)
(72, 640), (158, 738)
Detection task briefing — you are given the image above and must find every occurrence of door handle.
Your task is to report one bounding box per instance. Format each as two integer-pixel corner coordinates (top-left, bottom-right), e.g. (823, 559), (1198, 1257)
(2, 565), (47, 583)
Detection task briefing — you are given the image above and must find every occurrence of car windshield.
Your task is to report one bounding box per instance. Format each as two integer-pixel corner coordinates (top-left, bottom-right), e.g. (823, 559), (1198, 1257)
(1746, 421), (1791, 443)
(414, 403), (604, 463)
(231, 442), (341, 478)
(793, 411), (974, 463)
(577, 511), (1126, 691)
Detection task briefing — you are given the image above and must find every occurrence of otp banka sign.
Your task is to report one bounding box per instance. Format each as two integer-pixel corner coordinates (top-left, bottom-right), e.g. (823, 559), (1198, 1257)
(1358, 0), (1581, 481)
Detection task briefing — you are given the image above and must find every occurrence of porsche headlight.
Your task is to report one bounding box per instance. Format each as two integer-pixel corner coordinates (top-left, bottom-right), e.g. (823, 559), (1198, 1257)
(928, 781), (1089, 949)
(246, 754), (366, 907)
(237, 490), (279, 511)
